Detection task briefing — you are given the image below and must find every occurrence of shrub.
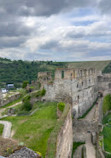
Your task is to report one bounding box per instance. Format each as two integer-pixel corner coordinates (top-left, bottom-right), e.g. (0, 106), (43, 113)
(36, 88), (46, 98)
(36, 90), (41, 97)
(57, 102), (65, 112)
(22, 81), (29, 89)
(23, 95), (31, 103)
(103, 94), (111, 115)
(21, 101), (32, 111)
(41, 88), (46, 96)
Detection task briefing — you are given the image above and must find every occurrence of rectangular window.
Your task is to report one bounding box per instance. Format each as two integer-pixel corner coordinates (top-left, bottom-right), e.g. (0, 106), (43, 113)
(61, 71), (64, 79)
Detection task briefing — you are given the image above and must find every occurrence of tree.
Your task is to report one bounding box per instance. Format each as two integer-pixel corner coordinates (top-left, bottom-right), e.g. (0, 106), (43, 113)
(22, 81), (29, 88)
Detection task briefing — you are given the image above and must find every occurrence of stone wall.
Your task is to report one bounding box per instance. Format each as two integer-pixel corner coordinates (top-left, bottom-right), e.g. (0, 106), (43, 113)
(0, 92), (20, 107)
(43, 68), (98, 118)
(97, 74), (111, 92)
(56, 108), (73, 158)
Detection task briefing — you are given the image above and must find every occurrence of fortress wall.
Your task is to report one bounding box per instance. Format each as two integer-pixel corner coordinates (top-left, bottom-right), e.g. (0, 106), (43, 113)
(56, 108), (73, 158)
(44, 68), (98, 118)
(97, 74), (111, 92)
(0, 93), (20, 107)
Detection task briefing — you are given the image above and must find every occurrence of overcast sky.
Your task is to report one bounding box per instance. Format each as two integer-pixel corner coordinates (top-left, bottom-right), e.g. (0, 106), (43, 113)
(0, 0), (111, 61)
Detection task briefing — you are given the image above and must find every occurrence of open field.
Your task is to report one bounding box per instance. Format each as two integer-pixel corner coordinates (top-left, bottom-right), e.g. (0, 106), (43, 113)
(1, 102), (57, 158)
(68, 60), (111, 71)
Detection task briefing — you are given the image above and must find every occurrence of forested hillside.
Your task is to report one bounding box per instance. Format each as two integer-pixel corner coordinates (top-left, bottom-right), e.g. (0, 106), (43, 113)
(0, 58), (66, 88)
(0, 57), (110, 88)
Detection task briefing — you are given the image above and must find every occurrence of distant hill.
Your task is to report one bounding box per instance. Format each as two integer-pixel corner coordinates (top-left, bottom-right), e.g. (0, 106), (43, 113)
(68, 61), (111, 71)
(0, 58), (67, 88)
(0, 58), (110, 88)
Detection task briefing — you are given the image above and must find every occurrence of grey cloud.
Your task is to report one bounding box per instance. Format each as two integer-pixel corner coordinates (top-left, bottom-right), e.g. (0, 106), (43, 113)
(0, 0), (96, 17)
(0, 37), (26, 48)
(40, 40), (59, 50)
(0, 22), (33, 37)
(99, 0), (111, 14)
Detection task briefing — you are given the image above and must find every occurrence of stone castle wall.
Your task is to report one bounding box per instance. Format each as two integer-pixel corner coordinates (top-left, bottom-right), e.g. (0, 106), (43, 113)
(98, 74), (111, 92)
(56, 108), (73, 158)
(43, 68), (98, 118)
(0, 92), (20, 107)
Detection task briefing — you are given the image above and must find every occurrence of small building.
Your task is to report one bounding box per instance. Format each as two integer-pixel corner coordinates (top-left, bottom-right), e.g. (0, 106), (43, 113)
(1, 88), (7, 93)
(6, 83), (15, 90)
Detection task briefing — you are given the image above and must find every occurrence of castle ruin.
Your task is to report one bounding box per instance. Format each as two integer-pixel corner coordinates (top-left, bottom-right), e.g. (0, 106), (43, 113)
(38, 68), (99, 118)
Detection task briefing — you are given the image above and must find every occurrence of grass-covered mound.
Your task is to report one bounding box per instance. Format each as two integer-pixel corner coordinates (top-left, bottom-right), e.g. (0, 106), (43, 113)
(1, 102), (57, 158)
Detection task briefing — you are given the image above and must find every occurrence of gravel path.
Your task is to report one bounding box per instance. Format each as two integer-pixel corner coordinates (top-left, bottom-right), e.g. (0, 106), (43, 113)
(0, 102), (22, 138)
(0, 121), (12, 138)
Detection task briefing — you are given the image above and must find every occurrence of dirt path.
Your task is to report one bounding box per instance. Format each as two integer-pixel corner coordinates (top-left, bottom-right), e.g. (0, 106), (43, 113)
(0, 101), (22, 117)
(0, 121), (12, 138)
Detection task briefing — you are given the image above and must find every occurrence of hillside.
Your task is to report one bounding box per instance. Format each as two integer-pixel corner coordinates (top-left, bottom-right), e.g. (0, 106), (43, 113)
(68, 60), (111, 71)
(0, 58), (111, 88)
(0, 59), (67, 88)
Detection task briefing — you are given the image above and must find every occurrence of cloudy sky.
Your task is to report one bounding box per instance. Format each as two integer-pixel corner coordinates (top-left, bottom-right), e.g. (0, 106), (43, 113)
(0, 0), (111, 61)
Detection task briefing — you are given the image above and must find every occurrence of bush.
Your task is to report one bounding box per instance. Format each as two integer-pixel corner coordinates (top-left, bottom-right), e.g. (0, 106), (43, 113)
(57, 102), (65, 112)
(36, 90), (42, 97)
(36, 88), (46, 98)
(41, 88), (46, 96)
(23, 95), (31, 103)
(103, 94), (111, 115)
(21, 101), (32, 111)
(22, 81), (29, 89)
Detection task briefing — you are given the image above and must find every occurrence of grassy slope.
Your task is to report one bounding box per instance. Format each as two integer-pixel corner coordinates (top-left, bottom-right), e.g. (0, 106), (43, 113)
(0, 124), (4, 135)
(102, 113), (111, 153)
(1, 102), (57, 158)
(68, 60), (111, 71)
(0, 97), (22, 109)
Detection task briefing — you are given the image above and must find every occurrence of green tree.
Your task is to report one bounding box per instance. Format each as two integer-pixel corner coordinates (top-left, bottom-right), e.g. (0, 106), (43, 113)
(22, 81), (29, 88)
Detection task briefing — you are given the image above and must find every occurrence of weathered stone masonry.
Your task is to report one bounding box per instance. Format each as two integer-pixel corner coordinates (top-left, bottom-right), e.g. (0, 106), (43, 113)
(39, 68), (98, 118)
(56, 108), (73, 158)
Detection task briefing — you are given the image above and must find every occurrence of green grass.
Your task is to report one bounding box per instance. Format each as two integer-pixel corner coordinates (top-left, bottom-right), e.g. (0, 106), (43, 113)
(1, 102), (57, 158)
(103, 126), (111, 153)
(0, 124), (4, 135)
(102, 113), (111, 153)
(102, 94), (111, 115)
(0, 97), (22, 109)
(45, 103), (70, 158)
(71, 142), (85, 158)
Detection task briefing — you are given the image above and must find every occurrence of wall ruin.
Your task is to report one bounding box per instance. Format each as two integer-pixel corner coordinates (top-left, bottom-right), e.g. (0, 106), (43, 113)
(40, 68), (98, 118)
(0, 92), (20, 107)
(56, 108), (73, 158)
